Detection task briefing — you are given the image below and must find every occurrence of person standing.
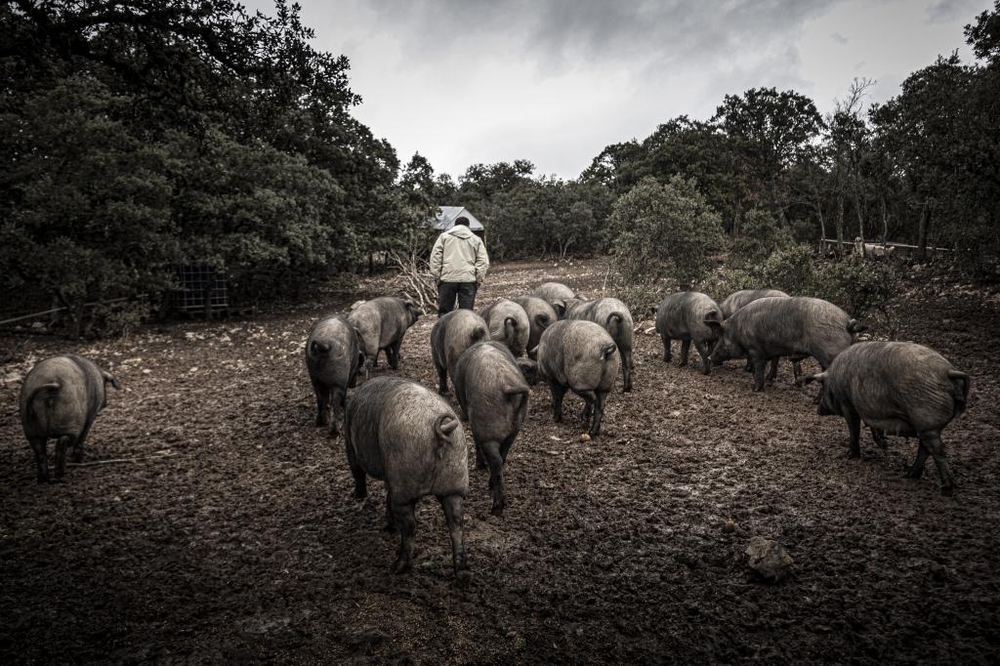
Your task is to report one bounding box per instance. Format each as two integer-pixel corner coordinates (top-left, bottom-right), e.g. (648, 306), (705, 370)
(429, 216), (490, 314)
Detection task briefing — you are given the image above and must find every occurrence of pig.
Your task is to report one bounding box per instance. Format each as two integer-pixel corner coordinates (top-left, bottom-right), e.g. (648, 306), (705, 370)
(431, 309), (490, 394)
(453, 341), (530, 516)
(536, 319), (620, 437)
(718, 289), (800, 380)
(344, 376), (469, 576)
(512, 296), (558, 358)
(479, 298), (530, 358)
(305, 314), (361, 435)
(19, 354), (120, 482)
(655, 291), (724, 375)
(802, 341), (969, 495)
(564, 297), (635, 392)
(347, 296), (422, 379)
(532, 282), (579, 318)
(707, 296), (864, 392)
(719, 289), (790, 319)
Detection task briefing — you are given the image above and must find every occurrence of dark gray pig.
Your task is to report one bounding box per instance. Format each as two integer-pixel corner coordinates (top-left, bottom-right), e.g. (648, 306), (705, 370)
(564, 297), (635, 392)
(19, 354), (120, 482)
(431, 309), (490, 394)
(453, 341), (530, 516)
(344, 376), (469, 576)
(537, 319), (620, 437)
(532, 282), (578, 318)
(479, 298), (530, 357)
(802, 341), (969, 495)
(707, 296), (863, 392)
(347, 296), (422, 379)
(513, 296), (557, 358)
(305, 314), (361, 435)
(655, 291), (723, 375)
(719, 289), (790, 319)
(718, 289), (800, 379)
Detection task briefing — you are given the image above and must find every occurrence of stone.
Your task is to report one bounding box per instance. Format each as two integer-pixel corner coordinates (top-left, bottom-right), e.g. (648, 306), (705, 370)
(746, 536), (793, 582)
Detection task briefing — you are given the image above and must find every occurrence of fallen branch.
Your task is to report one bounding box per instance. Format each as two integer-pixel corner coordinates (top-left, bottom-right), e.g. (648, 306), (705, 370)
(68, 450), (177, 466)
(388, 251), (438, 314)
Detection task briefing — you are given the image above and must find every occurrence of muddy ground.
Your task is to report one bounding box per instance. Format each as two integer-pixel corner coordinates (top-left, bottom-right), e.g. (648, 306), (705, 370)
(1, 258), (999, 665)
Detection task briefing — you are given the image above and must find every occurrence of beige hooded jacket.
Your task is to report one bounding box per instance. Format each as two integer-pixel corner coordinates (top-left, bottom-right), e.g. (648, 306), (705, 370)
(429, 225), (490, 284)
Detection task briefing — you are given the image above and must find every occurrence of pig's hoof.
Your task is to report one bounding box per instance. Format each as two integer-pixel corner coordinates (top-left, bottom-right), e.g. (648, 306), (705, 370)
(455, 569), (472, 586)
(940, 485), (955, 497)
(490, 503), (504, 517)
(905, 468), (924, 479)
(391, 558), (412, 575)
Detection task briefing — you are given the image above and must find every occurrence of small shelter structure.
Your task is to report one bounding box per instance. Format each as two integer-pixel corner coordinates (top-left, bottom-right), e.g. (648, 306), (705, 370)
(430, 206), (485, 238)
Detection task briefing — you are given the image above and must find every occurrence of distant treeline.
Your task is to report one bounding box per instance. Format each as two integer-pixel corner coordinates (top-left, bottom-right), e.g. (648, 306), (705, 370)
(2, 1), (998, 334)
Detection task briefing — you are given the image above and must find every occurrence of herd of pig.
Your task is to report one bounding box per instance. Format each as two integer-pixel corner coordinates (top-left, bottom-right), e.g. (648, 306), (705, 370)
(16, 282), (970, 580)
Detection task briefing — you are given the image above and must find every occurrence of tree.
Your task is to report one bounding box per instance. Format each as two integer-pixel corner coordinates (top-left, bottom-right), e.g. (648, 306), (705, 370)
(0, 75), (178, 335)
(712, 88), (826, 228)
(608, 175), (725, 311)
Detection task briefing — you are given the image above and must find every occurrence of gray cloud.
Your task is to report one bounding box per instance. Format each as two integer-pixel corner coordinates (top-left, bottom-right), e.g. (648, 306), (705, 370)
(925, 0), (983, 24)
(366, 0), (838, 73)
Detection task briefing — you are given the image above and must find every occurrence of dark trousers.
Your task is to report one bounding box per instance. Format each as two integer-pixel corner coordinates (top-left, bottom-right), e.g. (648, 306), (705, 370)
(437, 282), (478, 314)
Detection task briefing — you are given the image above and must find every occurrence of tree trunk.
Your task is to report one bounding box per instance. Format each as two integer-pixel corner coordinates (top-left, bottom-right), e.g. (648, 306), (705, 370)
(918, 201), (930, 260)
(835, 192), (845, 255)
(880, 196), (889, 243)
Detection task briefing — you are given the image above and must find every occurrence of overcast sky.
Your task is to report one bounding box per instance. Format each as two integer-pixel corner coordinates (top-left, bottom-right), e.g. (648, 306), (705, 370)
(244, 0), (992, 181)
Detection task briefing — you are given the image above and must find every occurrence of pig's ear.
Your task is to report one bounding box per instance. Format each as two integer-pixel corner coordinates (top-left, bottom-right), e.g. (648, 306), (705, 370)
(704, 318), (724, 332)
(103, 372), (121, 391)
(552, 300), (566, 318)
(798, 372), (827, 387)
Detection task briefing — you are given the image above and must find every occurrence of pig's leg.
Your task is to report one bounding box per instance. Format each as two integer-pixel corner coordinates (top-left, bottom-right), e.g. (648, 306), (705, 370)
(439, 493), (469, 576)
(661, 334), (672, 362)
(346, 439), (367, 499)
(436, 363), (449, 395)
(29, 437), (48, 483)
(390, 499), (418, 574)
(766, 358), (779, 381)
(73, 420), (95, 463)
(474, 438), (487, 470)
(54, 435), (74, 480)
(312, 380), (330, 426)
(481, 440), (505, 516)
(845, 409), (862, 458)
(695, 341), (712, 375)
(589, 391), (608, 437)
(499, 432), (516, 463)
(550, 381), (566, 423)
(870, 427), (888, 448)
(919, 431), (954, 496)
(679, 339), (691, 366)
(388, 341), (402, 369)
(578, 390), (595, 422)
(622, 350), (633, 392)
(329, 387), (345, 437)
(751, 357), (767, 392)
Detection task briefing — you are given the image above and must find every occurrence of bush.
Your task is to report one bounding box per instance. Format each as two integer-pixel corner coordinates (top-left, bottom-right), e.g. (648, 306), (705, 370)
(729, 209), (795, 268)
(811, 255), (901, 318)
(702, 244), (815, 300)
(609, 175), (725, 292)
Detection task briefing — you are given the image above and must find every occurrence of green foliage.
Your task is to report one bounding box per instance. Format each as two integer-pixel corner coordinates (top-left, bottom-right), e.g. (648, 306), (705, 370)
(811, 255), (901, 318)
(0, 75), (179, 333)
(0, 0), (400, 332)
(486, 177), (611, 261)
(608, 175), (726, 294)
(729, 209), (796, 267)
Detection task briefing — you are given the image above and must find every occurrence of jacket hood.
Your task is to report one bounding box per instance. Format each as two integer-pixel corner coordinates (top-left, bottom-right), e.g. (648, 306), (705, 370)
(448, 225), (476, 239)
